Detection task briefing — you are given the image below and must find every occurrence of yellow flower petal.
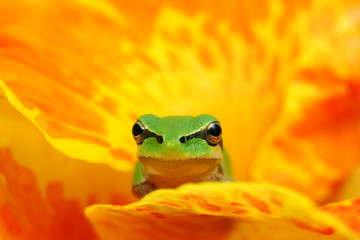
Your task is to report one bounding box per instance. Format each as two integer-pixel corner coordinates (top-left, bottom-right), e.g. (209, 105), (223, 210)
(333, 165), (360, 201)
(252, 76), (360, 203)
(250, 1), (360, 202)
(0, 0), (285, 177)
(86, 182), (358, 240)
(1, 0), (360, 238)
(0, 146), (98, 239)
(322, 198), (360, 237)
(0, 97), (135, 239)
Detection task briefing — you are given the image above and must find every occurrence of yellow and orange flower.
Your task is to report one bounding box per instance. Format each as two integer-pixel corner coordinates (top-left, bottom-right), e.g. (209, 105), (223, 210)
(0, 0), (360, 239)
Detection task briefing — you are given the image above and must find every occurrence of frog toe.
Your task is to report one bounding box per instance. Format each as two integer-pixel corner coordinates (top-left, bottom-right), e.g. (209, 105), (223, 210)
(132, 182), (156, 198)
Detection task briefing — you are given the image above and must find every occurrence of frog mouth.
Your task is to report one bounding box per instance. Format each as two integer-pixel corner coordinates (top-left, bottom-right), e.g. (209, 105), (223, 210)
(138, 157), (221, 179)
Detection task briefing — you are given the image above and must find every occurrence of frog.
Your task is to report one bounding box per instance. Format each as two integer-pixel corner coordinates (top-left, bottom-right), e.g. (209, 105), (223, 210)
(131, 114), (233, 198)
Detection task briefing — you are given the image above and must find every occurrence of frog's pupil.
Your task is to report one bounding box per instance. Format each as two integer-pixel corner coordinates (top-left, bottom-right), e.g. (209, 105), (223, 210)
(208, 123), (221, 136)
(132, 123), (143, 136)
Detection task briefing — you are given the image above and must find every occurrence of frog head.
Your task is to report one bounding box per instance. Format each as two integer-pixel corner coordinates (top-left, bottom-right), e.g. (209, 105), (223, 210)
(132, 114), (223, 179)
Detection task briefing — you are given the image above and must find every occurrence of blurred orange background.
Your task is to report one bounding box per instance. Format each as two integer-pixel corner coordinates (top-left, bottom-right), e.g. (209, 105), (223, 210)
(1, 0), (360, 239)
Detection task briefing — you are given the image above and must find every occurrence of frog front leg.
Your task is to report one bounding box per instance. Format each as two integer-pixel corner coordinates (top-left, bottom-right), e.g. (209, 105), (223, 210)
(132, 182), (156, 198)
(132, 161), (156, 198)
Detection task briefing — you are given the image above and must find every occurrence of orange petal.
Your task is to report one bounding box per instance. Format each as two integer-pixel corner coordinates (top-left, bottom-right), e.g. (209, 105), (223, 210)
(251, 1), (360, 202)
(0, 98), (135, 239)
(333, 165), (360, 201)
(322, 198), (360, 236)
(86, 182), (358, 240)
(1, 0), (359, 199)
(0, 0), (284, 177)
(0, 147), (98, 240)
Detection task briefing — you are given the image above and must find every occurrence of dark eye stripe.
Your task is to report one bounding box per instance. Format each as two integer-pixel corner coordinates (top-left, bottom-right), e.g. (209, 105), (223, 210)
(179, 131), (205, 143)
(179, 121), (222, 146)
(143, 130), (163, 144)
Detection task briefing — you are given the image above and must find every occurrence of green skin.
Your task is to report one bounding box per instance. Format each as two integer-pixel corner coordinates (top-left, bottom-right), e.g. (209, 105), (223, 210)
(132, 114), (233, 198)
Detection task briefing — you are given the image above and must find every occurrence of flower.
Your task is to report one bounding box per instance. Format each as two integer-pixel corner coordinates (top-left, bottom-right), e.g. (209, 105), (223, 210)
(0, 0), (360, 239)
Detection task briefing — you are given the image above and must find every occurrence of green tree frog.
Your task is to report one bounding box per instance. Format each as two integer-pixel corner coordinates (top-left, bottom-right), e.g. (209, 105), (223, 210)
(131, 114), (233, 198)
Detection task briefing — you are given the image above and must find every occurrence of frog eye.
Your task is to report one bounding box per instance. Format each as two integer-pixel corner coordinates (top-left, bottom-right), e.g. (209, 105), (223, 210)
(132, 121), (145, 145)
(205, 122), (222, 146)
(132, 120), (163, 145)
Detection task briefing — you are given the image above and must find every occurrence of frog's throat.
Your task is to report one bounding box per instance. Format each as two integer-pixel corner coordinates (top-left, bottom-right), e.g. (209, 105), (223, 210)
(136, 147), (223, 161)
(138, 157), (222, 183)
